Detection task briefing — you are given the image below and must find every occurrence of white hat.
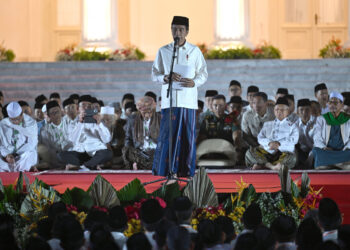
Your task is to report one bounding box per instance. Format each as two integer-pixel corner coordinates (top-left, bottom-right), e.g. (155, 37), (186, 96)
(101, 106), (115, 115)
(6, 102), (22, 118)
(329, 91), (344, 102)
(42, 104), (47, 113)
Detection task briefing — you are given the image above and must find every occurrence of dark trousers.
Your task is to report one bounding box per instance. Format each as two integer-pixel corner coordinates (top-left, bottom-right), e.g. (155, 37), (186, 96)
(58, 149), (113, 169)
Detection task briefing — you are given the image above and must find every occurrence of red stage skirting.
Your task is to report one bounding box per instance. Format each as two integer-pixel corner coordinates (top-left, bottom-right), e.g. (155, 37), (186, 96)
(1, 170), (350, 223)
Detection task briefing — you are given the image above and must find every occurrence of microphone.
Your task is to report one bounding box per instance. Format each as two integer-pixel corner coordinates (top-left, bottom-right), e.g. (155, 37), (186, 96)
(174, 37), (180, 47)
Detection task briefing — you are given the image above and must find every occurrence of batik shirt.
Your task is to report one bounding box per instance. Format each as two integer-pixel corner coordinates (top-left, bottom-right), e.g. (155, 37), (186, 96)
(199, 113), (239, 144)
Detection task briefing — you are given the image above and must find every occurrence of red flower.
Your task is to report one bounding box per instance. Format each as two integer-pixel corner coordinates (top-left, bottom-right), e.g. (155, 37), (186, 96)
(92, 206), (108, 213)
(66, 204), (78, 213)
(253, 48), (263, 55)
(125, 205), (140, 220)
(224, 117), (233, 124)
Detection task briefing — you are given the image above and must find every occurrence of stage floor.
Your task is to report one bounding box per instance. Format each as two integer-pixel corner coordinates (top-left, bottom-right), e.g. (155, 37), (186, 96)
(1, 170), (350, 223)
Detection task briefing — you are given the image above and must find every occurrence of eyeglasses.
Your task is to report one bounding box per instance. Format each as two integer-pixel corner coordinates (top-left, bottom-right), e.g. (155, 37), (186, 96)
(9, 113), (23, 123)
(275, 108), (289, 112)
(328, 101), (341, 105)
(49, 110), (61, 116)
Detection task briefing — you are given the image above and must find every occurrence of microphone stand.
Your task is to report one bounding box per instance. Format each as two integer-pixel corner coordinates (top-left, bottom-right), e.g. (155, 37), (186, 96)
(143, 38), (189, 186)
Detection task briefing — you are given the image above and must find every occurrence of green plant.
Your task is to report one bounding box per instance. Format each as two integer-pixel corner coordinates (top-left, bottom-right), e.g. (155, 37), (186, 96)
(253, 44), (281, 59)
(183, 167), (218, 208)
(88, 175), (120, 208)
(61, 187), (93, 211)
(0, 43), (15, 62)
(319, 38), (350, 58)
(117, 178), (147, 205)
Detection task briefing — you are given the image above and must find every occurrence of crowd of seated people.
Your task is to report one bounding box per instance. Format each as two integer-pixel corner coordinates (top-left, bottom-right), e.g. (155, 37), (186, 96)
(0, 80), (350, 172)
(1, 196), (349, 249)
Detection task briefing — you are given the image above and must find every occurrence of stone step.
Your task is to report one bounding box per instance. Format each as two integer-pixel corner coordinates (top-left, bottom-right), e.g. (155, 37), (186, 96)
(0, 59), (349, 106)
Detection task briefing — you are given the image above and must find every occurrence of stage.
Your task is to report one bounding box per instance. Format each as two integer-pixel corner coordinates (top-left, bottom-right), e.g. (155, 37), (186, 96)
(1, 170), (350, 223)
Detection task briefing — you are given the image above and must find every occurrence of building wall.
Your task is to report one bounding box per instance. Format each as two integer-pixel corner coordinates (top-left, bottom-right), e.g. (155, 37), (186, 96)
(0, 0), (348, 61)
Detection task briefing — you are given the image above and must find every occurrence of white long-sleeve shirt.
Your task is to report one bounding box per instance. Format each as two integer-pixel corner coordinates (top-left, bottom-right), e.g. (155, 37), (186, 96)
(39, 120), (73, 154)
(62, 114), (78, 127)
(296, 116), (317, 152)
(313, 115), (350, 150)
(0, 114), (38, 157)
(258, 118), (299, 154)
(68, 122), (111, 156)
(152, 41), (208, 109)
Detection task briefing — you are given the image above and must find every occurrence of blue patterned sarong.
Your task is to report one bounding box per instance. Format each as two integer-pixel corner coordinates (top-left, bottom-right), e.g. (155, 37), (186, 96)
(313, 125), (350, 167)
(152, 108), (196, 177)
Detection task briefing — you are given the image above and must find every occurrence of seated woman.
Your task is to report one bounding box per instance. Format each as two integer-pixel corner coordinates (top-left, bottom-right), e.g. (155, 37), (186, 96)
(123, 96), (161, 170)
(245, 97), (299, 170)
(312, 92), (350, 169)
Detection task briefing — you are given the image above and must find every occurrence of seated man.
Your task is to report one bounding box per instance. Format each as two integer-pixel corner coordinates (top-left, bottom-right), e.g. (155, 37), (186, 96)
(312, 92), (350, 169)
(199, 90), (218, 124)
(39, 101), (72, 169)
(275, 88), (288, 101)
(241, 92), (275, 147)
(228, 80), (249, 106)
(286, 94), (299, 124)
(198, 94), (241, 149)
(62, 97), (78, 126)
(343, 95), (350, 115)
(49, 92), (62, 106)
(18, 101), (33, 117)
(0, 102), (38, 172)
(243, 85), (259, 112)
(34, 102), (44, 122)
(295, 99), (317, 169)
(227, 96), (243, 124)
(58, 95), (113, 171)
(245, 97), (299, 170)
(109, 102), (126, 161)
(314, 83), (329, 114)
(123, 96), (161, 170)
(121, 93), (135, 119)
(310, 100), (321, 117)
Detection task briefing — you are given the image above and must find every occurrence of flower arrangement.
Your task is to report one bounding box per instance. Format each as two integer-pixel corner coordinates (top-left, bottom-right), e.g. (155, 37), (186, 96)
(319, 38), (350, 58)
(124, 197), (166, 237)
(252, 42), (281, 59)
(56, 44), (145, 61)
(199, 42), (281, 59)
(0, 170), (322, 246)
(0, 42), (15, 62)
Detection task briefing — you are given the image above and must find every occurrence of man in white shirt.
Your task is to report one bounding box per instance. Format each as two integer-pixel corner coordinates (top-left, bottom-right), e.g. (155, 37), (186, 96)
(295, 99), (317, 169)
(58, 95), (113, 171)
(39, 101), (72, 169)
(312, 91), (350, 169)
(121, 93), (135, 119)
(241, 92), (275, 148)
(243, 85), (259, 113)
(123, 96), (161, 170)
(0, 102), (38, 172)
(62, 97), (78, 126)
(314, 83), (329, 114)
(151, 16), (208, 178)
(245, 97), (299, 170)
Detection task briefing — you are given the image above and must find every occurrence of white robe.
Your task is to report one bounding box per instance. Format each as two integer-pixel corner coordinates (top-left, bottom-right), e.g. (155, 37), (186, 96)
(39, 120), (73, 166)
(258, 118), (299, 154)
(0, 114), (38, 171)
(314, 115), (350, 150)
(67, 122), (112, 156)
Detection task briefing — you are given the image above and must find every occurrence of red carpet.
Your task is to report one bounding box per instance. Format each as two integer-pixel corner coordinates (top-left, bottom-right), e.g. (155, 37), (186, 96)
(1, 170), (350, 223)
